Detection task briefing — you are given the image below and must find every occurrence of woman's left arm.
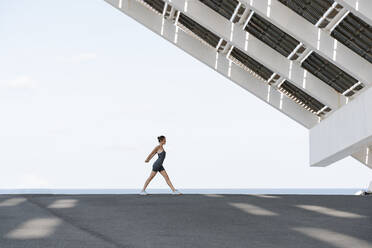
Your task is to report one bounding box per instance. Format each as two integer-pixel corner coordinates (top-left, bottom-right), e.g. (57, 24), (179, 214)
(145, 145), (159, 163)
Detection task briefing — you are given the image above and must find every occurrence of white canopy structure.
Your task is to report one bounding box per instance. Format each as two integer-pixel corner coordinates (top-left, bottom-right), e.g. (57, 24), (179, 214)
(105, 0), (372, 170)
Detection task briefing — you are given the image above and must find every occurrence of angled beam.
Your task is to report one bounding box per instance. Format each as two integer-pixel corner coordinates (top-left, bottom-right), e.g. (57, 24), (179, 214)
(310, 87), (372, 167)
(244, 0), (372, 88)
(163, 0), (341, 110)
(105, 0), (318, 128)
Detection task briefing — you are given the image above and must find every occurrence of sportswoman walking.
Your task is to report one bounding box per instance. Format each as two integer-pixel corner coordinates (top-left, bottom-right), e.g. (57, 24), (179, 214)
(140, 136), (181, 195)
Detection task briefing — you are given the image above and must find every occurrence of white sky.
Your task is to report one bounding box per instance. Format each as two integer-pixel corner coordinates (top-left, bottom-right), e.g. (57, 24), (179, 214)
(1, 0), (371, 189)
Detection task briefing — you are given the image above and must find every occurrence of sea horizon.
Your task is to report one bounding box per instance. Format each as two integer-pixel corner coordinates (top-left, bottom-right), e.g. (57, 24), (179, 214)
(0, 188), (364, 195)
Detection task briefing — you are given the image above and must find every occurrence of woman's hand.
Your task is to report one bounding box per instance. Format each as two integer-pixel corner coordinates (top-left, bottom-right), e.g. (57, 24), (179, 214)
(145, 159), (149, 163)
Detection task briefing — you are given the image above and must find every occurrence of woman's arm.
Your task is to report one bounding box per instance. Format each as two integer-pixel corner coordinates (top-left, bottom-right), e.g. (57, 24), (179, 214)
(145, 145), (160, 163)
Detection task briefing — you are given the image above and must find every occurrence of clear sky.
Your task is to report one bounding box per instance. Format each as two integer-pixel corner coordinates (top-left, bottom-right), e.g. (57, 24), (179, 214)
(1, 0), (371, 190)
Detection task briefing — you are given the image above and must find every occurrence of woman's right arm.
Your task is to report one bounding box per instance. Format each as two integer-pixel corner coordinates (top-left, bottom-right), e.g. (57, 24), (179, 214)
(145, 145), (159, 163)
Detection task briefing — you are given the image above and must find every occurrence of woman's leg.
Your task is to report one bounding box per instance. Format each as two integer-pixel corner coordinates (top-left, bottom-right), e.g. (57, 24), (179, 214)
(142, 171), (157, 191)
(159, 170), (176, 192)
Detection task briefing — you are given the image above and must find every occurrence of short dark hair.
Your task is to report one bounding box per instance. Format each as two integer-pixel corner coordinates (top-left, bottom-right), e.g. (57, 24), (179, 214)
(157, 135), (165, 142)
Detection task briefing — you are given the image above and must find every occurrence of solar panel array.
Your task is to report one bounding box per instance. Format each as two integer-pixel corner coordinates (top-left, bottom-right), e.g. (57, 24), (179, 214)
(279, 0), (371, 65)
(129, 0), (371, 120)
(331, 12), (372, 63)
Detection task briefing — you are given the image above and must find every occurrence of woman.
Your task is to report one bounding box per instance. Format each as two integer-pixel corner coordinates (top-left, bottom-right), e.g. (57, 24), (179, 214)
(140, 135), (181, 195)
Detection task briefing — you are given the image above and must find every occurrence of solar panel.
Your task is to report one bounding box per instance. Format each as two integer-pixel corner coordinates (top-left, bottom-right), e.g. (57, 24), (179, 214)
(178, 13), (221, 48)
(279, 80), (331, 116)
(142, 0), (165, 15)
(229, 47), (276, 81)
(301, 52), (363, 96)
(245, 13), (300, 58)
(199, 0), (239, 21)
(277, 0), (334, 26)
(331, 12), (372, 63)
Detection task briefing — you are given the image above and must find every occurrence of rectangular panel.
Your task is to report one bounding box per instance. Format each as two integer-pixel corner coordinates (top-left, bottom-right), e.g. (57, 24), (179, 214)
(142, 0), (165, 14)
(279, 80), (331, 116)
(229, 47), (275, 81)
(277, 0), (334, 26)
(301, 52), (363, 95)
(245, 13), (300, 58)
(178, 13), (221, 48)
(198, 0), (239, 21)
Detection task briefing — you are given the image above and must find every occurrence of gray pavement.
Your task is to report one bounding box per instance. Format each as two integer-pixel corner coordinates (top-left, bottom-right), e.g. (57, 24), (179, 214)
(0, 194), (371, 248)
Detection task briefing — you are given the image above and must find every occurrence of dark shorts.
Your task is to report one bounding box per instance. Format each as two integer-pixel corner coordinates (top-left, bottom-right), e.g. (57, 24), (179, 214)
(152, 164), (165, 172)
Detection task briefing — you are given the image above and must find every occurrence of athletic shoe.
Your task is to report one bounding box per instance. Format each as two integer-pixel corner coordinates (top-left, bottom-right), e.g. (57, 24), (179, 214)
(172, 190), (182, 195)
(139, 190), (148, 195)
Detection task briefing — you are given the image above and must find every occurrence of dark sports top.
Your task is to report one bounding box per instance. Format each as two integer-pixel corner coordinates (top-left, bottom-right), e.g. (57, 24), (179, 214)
(154, 150), (166, 165)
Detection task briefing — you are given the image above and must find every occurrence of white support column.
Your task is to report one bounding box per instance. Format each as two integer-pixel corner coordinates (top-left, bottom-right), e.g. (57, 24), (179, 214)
(105, 0), (318, 128)
(310, 87), (372, 167)
(243, 0), (372, 88)
(163, 0), (341, 110)
(336, 0), (372, 26)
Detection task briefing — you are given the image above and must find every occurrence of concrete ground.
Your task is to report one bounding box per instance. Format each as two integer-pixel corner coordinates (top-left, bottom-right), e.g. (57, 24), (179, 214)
(0, 194), (371, 248)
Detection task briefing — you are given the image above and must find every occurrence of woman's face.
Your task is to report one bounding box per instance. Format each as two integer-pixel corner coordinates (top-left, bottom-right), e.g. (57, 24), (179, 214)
(162, 137), (166, 145)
